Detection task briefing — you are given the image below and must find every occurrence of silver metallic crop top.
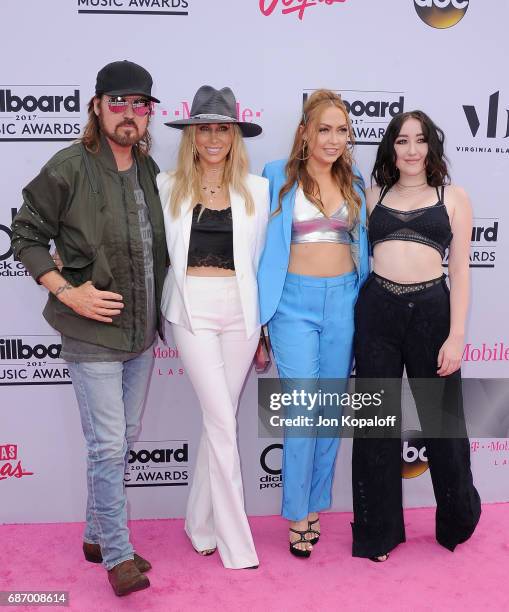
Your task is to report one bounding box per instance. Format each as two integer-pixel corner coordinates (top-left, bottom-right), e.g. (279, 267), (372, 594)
(291, 188), (354, 244)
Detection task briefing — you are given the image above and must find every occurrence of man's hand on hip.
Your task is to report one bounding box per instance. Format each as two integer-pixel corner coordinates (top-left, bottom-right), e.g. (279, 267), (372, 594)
(39, 271), (124, 323)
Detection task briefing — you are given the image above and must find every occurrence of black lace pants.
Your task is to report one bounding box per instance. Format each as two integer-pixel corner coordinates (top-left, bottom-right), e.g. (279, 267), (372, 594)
(351, 274), (481, 558)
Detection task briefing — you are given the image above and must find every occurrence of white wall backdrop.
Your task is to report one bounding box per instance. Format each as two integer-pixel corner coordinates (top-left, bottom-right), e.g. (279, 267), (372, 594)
(1, 0), (508, 523)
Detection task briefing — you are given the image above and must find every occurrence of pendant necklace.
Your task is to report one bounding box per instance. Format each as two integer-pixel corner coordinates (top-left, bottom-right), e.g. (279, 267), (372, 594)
(201, 168), (224, 208)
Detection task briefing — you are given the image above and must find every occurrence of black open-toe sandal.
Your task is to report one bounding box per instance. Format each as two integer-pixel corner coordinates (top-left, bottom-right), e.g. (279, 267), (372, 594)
(369, 553), (389, 562)
(307, 518), (320, 545)
(289, 528), (312, 558)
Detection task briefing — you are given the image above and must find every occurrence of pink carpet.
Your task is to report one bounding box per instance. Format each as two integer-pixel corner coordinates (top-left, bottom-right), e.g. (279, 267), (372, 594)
(1, 504), (507, 611)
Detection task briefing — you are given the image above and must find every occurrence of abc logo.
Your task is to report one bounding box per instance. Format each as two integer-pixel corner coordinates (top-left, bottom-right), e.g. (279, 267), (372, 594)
(401, 430), (429, 479)
(414, 0), (469, 29)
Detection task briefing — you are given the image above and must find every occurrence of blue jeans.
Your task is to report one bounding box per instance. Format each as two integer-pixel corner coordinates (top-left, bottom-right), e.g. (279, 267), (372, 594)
(67, 347), (154, 570)
(268, 270), (358, 521)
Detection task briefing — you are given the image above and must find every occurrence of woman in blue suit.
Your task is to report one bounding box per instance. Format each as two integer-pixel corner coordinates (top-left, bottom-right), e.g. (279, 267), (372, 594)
(258, 89), (369, 557)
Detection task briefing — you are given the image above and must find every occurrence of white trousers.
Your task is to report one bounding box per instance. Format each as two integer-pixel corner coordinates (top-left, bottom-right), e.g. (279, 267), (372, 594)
(171, 275), (260, 569)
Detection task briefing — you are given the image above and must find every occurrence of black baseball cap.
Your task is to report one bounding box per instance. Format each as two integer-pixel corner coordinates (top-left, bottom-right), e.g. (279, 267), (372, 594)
(95, 60), (160, 103)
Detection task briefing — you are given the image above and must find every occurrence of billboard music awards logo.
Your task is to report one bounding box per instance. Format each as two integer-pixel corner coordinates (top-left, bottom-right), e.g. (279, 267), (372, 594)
(414, 0), (469, 29)
(125, 440), (189, 487)
(0, 336), (71, 385)
(0, 444), (34, 481)
(458, 91), (509, 156)
(259, 443), (282, 490)
(0, 86), (81, 141)
(77, 0), (189, 15)
(443, 217), (500, 269)
(0, 208), (30, 279)
(259, 0), (347, 21)
(303, 90), (405, 145)
(401, 430), (429, 479)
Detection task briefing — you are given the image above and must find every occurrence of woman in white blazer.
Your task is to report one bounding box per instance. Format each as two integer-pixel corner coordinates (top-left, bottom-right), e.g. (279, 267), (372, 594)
(157, 86), (269, 570)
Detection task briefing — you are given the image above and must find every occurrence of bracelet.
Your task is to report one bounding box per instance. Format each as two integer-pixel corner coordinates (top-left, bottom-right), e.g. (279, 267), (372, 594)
(54, 282), (73, 297)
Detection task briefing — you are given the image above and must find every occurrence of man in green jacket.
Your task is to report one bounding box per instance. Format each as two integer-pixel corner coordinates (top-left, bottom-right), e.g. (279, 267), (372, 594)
(11, 60), (167, 597)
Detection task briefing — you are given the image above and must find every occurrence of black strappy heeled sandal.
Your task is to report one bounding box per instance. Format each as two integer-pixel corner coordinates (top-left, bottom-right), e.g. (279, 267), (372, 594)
(307, 518), (320, 545)
(289, 528), (312, 558)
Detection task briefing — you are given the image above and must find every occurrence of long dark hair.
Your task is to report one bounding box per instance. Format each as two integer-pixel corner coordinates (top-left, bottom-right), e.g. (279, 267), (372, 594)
(371, 110), (450, 188)
(80, 96), (152, 155)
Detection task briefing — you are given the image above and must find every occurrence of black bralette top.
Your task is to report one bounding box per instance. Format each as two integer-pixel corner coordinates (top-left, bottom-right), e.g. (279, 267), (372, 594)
(368, 185), (453, 259)
(187, 205), (235, 270)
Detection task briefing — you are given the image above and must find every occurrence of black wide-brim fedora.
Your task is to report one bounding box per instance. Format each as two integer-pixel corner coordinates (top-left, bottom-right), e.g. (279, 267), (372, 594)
(165, 85), (262, 137)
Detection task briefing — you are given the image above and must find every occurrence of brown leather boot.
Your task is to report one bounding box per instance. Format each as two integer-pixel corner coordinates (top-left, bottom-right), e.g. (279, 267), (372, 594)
(107, 559), (150, 597)
(83, 542), (152, 573)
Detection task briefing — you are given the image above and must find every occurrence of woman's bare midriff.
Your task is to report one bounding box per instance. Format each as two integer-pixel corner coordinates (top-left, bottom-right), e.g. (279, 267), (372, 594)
(288, 243), (354, 277)
(187, 266), (236, 277)
(373, 241), (444, 283)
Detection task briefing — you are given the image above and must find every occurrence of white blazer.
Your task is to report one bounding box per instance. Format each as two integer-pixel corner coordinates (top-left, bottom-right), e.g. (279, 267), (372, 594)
(157, 172), (269, 339)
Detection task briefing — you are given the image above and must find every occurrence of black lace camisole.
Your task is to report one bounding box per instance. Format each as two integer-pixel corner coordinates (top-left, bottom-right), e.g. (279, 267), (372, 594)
(368, 185), (453, 258)
(187, 205), (235, 270)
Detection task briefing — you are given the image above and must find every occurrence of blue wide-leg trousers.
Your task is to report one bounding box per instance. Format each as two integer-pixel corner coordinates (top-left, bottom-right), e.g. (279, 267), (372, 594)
(268, 270), (358, 521)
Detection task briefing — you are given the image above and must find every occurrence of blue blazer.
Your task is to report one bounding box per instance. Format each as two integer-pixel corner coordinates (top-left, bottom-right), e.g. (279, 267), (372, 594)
(257, 159), (370, 325)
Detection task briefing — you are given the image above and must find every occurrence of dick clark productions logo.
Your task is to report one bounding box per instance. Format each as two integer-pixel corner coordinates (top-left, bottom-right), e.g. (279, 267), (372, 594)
(414, 0), (469, 29)
(259, 443), (282, 490)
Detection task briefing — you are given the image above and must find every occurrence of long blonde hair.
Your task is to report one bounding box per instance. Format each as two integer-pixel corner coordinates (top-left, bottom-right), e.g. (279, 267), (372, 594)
(167, 124), (254, 218)
(276, 89), (362, 220)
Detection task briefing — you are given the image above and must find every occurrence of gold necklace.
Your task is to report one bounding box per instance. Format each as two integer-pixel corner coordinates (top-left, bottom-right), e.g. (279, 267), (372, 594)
(395, 181), (428, 190)
(201, 182), (224, 207)
(201, 167), (225, 207)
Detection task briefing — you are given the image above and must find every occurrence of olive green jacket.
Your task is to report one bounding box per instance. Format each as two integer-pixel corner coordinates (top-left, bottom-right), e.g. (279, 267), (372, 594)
(11, 136), (167, 352)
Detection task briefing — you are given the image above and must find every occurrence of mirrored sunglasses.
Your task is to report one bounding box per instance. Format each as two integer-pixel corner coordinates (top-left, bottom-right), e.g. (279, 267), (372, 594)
(106, 96), (152, 117)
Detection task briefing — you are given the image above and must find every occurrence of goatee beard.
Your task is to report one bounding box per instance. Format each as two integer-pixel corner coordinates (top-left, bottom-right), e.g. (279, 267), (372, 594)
(98, 115), (145, 147)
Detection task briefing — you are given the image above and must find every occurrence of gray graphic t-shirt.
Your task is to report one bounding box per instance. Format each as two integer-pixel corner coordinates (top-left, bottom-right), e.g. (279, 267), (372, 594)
(60, 161), (156, 362)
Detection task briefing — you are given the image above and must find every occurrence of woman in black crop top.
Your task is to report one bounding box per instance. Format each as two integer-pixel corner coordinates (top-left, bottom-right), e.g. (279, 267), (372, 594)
(157, 86), (269, 569)
(351, 111), (481, 562)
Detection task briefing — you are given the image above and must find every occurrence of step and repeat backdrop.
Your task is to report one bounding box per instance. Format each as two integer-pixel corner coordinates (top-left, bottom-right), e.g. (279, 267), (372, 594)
(1, 0), (509, 523)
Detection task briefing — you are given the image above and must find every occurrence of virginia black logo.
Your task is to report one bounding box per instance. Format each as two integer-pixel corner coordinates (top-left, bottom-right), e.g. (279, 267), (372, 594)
(414, 0), (469, 29)
(0, 335), (70, 386)
(463, 92), (509, 139)
(457, 92), (509, 156)
(125, 441), (189, 487)
(0, 86), (81, 142)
